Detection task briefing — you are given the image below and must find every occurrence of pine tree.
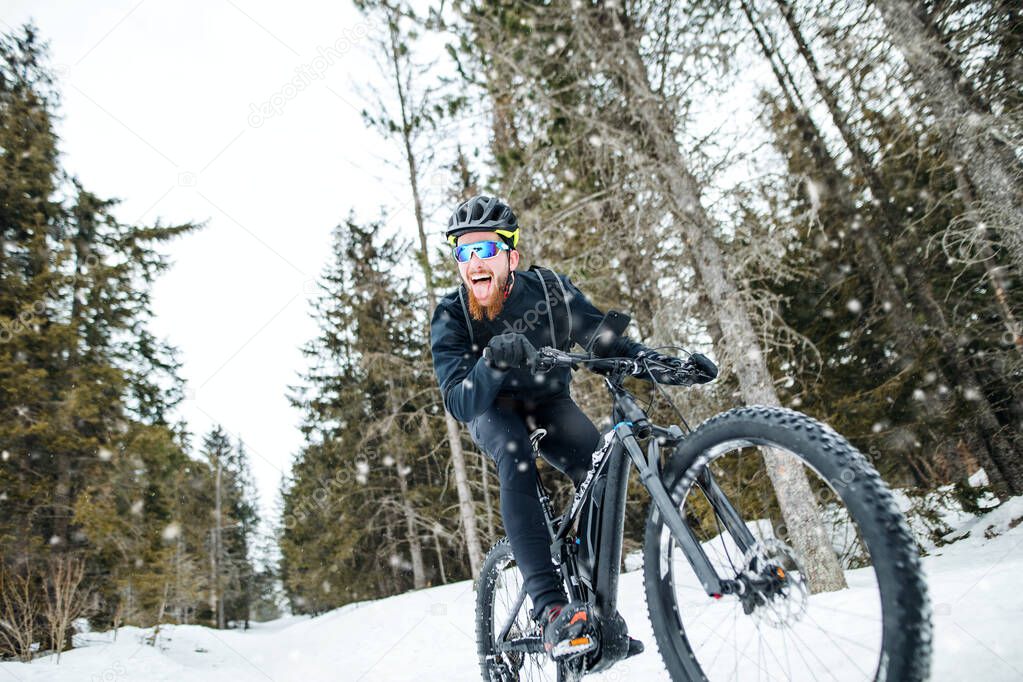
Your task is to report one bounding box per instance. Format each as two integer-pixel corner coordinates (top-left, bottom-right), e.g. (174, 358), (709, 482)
(0, 25), (262, 652)
(282, 215), (457, 611)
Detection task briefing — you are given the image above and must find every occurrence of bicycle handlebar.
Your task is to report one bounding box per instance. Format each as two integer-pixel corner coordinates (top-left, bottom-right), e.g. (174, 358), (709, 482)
(481, 344), (718, 386)
(530, 346), (716, 386)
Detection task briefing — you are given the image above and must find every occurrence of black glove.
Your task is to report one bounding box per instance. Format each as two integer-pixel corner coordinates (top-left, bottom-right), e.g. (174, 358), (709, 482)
(484, 333), (537, 370)
(686, 353), (718, 384)
(637, 350), (685, 383)
(637, 350), (718, 385)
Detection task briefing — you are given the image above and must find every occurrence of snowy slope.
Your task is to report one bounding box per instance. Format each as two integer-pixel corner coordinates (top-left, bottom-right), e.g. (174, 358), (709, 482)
(4, 499), (1023, 681)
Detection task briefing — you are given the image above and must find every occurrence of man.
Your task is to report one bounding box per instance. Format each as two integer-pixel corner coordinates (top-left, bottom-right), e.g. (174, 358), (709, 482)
(430, 195), (688, 660)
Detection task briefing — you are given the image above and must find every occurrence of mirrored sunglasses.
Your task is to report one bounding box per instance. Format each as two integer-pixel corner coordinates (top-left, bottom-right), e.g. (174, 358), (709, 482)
(452, 240), (509, 263)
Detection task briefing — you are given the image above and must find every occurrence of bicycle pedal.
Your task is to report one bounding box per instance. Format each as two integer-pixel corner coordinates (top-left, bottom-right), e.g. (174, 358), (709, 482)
(550, 634), (597, 659)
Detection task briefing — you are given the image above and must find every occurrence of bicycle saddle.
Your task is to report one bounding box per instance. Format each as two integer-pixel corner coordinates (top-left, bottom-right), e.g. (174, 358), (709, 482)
(529, 428), (547, 453)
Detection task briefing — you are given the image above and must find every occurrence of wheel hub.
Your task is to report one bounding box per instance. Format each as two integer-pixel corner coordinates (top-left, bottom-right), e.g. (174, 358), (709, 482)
(737, 538), (809, 627)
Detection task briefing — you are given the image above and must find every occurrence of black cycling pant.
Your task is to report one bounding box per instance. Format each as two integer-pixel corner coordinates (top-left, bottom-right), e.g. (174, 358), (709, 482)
(469, 393), (600, 619)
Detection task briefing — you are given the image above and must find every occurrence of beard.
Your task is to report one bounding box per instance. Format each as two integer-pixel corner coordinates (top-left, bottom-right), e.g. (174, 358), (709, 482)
(467, 269), (510, 321)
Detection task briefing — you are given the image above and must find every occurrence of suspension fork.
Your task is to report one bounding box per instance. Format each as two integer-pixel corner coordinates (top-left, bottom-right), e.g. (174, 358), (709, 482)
(696, 467), (757, 553)
(617, 422), (741, 597)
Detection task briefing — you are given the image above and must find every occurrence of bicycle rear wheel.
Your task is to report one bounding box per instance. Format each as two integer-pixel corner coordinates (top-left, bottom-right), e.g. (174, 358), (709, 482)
(643, 406), (931, 681)
(476, 537), (565, 682)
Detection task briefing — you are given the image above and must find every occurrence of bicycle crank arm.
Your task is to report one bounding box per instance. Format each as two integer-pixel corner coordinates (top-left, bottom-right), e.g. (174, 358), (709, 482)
(499, 636), (545, 654)
(617, 423), (735, 598)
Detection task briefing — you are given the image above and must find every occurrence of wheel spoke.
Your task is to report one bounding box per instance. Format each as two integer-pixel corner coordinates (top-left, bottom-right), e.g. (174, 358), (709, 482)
(645, 411), (928, 681)
(479, 544), (559, 681)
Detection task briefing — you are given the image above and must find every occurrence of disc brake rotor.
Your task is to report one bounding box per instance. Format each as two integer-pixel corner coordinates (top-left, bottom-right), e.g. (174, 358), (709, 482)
(740, 538), (809, 628)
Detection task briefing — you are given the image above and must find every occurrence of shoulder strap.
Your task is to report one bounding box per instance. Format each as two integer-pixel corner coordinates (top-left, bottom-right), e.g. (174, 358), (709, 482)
(550, 268), (572, 341)
(457, 284), (477, 351)
(533, 267), (557, 347)
(529, 265), (572, 349)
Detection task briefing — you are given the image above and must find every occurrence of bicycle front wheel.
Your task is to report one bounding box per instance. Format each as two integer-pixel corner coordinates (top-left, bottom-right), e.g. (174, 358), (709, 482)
(643, 406), (931, 681)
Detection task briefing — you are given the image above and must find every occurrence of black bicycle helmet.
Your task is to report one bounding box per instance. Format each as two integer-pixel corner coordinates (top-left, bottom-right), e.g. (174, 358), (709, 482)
(445, 195), (520, 248)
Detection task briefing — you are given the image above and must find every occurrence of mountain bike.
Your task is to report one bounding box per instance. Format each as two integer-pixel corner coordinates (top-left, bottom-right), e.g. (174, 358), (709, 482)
(475, 312), (931, 681)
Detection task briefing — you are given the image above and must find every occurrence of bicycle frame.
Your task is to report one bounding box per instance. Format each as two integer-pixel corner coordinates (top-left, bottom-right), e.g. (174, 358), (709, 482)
(579, 378), (756, 614)
(494, 371), (757, 658)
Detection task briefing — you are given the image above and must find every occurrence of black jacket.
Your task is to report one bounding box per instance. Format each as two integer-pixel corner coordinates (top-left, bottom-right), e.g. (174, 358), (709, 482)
(430, 268), (647, 423)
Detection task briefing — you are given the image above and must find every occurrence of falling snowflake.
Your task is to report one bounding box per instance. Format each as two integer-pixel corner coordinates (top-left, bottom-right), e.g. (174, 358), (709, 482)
(912, 389), (926, 401)
(1, 450), (8, 461)
(963, 388), (981, 401)
(356, 461), (369, 475)
(131, 500), (144, 515)
(162, 522), (181, 541)
(507, 441), (518, 453)
(517, 461), (529, 472)
(588, 134), (603, 147)
(846, 299), (862, 314)
(97, 447), (113, 461)
(49, 535), (62, 546)
(382, 455), (395, 467)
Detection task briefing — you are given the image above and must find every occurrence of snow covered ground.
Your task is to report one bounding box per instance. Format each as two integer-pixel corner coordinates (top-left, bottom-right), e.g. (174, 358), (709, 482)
(3, 498), (1022, 681)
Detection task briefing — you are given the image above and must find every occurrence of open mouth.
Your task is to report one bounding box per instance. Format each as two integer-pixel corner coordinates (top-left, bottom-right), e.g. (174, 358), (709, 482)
(469, 272), (496, 300)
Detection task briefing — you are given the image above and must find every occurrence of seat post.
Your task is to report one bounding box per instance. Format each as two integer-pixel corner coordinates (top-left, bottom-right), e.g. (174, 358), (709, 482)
(530, 429), (557, 525)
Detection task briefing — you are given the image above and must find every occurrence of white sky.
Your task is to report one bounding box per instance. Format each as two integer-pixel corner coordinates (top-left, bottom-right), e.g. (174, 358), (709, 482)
(0, 1), (774, 531)
(0, 1), (436, 519)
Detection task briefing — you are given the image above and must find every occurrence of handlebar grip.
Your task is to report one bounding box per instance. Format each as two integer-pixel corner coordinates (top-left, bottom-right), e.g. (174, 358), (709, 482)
(689, 353), (718, 383)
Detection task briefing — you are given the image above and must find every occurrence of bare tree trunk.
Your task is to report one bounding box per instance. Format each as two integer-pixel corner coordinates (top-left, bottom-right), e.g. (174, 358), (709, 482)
(382, 7), (483, 578)
(444, 415), (483, 577)
(773, 0), (1023, 494)
(595, 7), (847, 592)
(393, 447), (426, 588)
(207, 528), (216, 626)
(433, 527), (447, 584)
(210, 455), (224, 629)
(749, 0), (923, 368)
(479, 451), (496, 542)
(873, 0), (1023, 272)
(951, 171), (1023, 354)
(748, 0), (963, 482)
(111, 598), (123, 639)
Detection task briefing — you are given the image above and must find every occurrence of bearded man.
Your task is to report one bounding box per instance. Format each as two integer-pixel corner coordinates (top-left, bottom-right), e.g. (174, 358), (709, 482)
(430, 195), (687, 660)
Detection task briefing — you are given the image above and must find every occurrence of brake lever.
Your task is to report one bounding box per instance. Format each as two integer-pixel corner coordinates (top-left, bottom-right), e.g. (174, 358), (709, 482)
(530, 347), (556, 373)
